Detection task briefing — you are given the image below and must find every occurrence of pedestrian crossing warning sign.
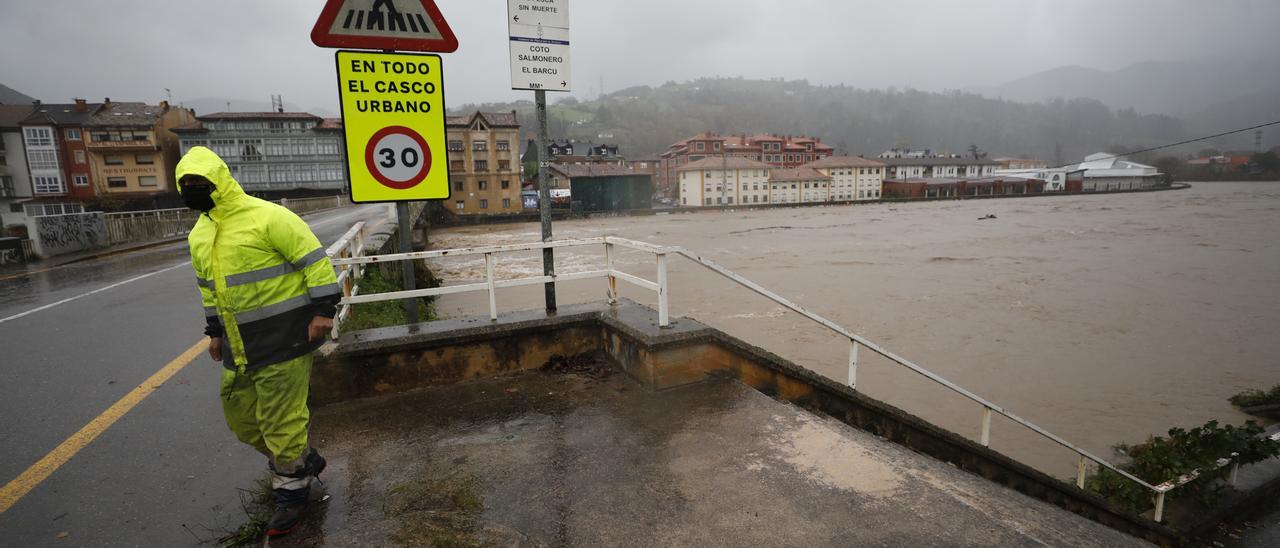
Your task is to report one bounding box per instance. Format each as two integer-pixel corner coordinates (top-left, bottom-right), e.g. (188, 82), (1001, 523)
(336, 51), (450, 202)
(312, 0), (459, 52)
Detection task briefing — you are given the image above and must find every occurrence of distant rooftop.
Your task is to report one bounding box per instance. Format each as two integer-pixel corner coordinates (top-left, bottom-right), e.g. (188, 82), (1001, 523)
(803, 155), (886, 169)
(446, 111), (520, 129)
(769, 167), (831, 182)
(21, 101), (102, 126)
(196, 111), (322, 121)
(678, 156), (772, 171)
(550, 164), (645, 178)
(0, 104), (35, 129)
(86, 101), (175, 127)
(879, 157), (1001, 166)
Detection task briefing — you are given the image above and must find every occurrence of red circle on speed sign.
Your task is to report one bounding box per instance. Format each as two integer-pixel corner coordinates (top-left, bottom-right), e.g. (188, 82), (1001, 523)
(364, 125), (432, 190)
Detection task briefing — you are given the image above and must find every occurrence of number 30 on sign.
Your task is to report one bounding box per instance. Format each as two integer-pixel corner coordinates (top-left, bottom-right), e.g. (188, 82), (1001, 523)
(336, 50), (449, 202)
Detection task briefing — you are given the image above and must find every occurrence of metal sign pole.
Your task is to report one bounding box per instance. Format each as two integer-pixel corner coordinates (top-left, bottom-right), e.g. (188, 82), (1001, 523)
(396, 201), (420, 324)
(536, 89), (556, 313)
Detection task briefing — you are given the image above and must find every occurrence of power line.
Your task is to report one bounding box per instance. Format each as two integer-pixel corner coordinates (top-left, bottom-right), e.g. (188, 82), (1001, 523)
(1051, 119), (1280, 169)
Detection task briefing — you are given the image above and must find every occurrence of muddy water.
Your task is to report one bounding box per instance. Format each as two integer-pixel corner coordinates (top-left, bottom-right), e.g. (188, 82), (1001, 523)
(425, 182), (1280, 478)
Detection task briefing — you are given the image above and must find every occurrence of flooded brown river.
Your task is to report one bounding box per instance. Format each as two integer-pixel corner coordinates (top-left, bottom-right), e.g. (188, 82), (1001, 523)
(426, 182), (1280, 478)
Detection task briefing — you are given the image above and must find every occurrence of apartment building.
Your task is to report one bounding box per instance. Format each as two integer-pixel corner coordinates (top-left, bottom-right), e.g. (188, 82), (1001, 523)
(677, 156), (771, 206)
(85, 101), (195, 197)
(879, 156), (999, 179)
(446, 111), (521, 214)
(769, 168), (832, 203)
(19, 100), (102, 210)
(0, 104), (35, 234)
(658, 132), (834, 198)
(804, 156), (887, 201)
(175, 112), (345, 195)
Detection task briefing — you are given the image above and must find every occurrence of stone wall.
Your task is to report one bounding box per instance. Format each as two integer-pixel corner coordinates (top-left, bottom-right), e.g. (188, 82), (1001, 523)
(26, 212), (108, 258)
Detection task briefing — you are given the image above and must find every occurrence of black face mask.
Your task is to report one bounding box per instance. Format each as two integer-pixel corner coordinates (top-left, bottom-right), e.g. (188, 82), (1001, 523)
(182, 186), (216, 212)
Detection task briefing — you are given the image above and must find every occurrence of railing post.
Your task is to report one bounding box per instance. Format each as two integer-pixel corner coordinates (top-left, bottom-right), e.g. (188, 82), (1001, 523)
(605, 242), (618, 305)
(485, 252), (498, 321)
(847, 338), (858, 388)
(1076, 455), (1088, 488)
(1153, 490), (1166, 523)
(980, 407), (992, 447)
(656, 252), (669, 328)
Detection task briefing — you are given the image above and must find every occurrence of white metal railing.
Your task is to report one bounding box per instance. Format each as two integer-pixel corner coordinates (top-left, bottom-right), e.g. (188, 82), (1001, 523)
(277, 195), (346, 215)
(94, 197), (347, 247)
(103, 208), (200, 246)
(325, 221), (368, 338)
(330, 235), (1254, 522)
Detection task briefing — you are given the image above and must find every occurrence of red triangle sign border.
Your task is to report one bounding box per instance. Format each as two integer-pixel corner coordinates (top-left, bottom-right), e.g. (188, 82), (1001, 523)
(311, 0), (459, 53)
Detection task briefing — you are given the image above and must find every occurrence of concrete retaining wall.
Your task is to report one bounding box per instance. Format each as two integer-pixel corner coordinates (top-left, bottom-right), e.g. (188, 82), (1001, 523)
(25, 212), (108, 258)
(316, 300), (1181, 546)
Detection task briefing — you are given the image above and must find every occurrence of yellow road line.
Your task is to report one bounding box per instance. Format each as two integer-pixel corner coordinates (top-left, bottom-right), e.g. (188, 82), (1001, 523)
(0, 339), (207, 514)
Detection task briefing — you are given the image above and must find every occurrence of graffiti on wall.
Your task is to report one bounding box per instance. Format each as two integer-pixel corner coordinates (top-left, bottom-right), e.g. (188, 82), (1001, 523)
(28, 213), (108, 257)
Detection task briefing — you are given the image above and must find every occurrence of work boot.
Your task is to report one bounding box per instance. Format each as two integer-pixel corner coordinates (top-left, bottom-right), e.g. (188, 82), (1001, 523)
(264, 448), (327, 538)
(265, 481), (310, 538)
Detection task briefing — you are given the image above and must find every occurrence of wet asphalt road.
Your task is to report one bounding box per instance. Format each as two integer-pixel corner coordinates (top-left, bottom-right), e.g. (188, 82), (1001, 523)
(0, 203), (391, 547)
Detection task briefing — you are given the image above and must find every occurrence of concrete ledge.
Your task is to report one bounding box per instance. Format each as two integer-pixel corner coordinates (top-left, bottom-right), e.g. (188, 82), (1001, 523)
(316, 300), (1181, 545)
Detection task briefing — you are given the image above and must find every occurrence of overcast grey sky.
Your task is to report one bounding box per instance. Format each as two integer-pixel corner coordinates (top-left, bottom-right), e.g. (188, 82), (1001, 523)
(2, 0), (1278, 112)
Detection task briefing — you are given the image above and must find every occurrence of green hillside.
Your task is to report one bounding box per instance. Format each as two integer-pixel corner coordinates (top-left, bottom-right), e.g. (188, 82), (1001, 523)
(454, 77), (1187, 164)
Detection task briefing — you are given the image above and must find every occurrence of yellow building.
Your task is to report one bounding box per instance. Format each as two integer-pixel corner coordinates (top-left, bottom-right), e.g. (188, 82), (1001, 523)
(84, 101), (195, 197)
(445, 111), (522, 215)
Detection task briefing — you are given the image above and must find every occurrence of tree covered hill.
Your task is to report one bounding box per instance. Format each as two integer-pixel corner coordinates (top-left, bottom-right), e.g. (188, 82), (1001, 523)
(454, 77), (1187, 164)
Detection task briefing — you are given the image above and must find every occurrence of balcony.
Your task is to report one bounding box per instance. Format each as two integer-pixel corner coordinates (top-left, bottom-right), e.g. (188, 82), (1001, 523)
(87, 139), (158, 152)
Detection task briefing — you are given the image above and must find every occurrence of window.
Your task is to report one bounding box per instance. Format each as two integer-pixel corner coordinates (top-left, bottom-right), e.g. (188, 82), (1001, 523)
(73, 175), (89, 187)
(501, 180), (510, 189)
(28, 150), (59, 170)
(454, 180), (464, 191)
(136, 154), (154, 165)
(498, 160), (511, 171)
(455, 200), (465, 210)
(474, 160), (488, 171)
(696, 142), (705, 151)
(450, 160), (464, 171)
(317, 139), (341, 155)
(502, 198), (511, 208)
(472, 141), (488, 152)
(704, 197), (712, 205)
(65, 128), (81, 140)
(73, 150), (85, 164)
(105, 155), (124, 166)
(448, 140), (463, 151)
(24, 127), (53, 146)
(478, 180), (488, 190)
(107, 177), (128, 188)
(0, 155), (5, 166)
(33, 176), (64, 194)
(713, 142), (721, 151)
(139, 176), (158, 187)
(496, 140), (510, 151)
(479, 199), (488, 209)
(0, 176), (12, 197)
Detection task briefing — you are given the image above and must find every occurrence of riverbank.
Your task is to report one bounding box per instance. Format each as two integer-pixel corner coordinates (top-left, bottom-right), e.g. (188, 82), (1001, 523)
(426, 181), (1280, 481)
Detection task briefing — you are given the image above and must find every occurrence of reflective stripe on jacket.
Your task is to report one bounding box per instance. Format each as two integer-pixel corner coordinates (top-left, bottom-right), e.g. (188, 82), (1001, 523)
(179, 146), (340, 371)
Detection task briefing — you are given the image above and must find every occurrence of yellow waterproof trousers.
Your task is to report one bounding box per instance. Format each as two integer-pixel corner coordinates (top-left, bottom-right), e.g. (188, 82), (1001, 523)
(219, 354), (312, 466)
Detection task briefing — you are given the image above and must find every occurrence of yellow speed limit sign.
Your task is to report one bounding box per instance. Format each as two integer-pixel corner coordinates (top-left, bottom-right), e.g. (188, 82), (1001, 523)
(336, 50), (449, 202)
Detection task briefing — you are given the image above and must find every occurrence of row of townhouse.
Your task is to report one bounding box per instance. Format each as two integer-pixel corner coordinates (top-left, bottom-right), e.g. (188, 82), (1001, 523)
(0, 99), (196, 234)
(676, 155), (888, 207)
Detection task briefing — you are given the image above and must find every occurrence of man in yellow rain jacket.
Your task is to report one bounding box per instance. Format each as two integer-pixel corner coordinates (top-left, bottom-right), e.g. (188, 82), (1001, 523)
(176, 146), (340, 537)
